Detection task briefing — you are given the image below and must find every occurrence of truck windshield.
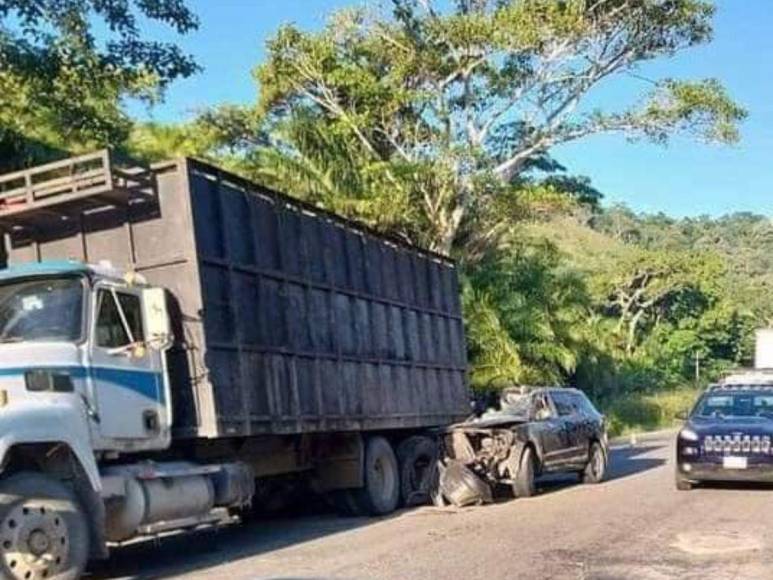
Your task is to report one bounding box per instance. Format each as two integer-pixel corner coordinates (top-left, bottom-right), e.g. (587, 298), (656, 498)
(0, 277), (85, 343)
(695, 392), (773, 418)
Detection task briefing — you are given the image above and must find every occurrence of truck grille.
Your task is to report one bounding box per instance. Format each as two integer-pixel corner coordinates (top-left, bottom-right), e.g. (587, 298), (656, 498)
(704, 434), (772, 454)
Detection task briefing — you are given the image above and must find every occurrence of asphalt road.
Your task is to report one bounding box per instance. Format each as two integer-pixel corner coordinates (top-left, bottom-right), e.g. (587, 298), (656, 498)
(90, 430), (773, 580)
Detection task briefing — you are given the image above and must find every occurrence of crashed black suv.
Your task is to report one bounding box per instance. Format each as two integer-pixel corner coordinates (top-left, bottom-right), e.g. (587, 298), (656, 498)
(438, 387), (608, 505)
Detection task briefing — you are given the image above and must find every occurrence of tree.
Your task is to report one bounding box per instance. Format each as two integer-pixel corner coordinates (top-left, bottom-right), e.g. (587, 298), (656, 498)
(464, 239), (590, 387)
(204, 0), (744, 257)
(123, 122), (218, 164)
(0, 0), (199, 170)
(600, 247), (724, 355)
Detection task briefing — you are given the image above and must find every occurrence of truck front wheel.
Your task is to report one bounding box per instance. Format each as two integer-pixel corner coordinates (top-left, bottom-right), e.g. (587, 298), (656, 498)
(353, 437), (400, 516)
(0, 472), (90, 580)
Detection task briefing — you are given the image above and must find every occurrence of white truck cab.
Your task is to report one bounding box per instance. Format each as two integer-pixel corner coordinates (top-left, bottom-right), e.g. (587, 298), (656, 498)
(0, 260), (173, 457)
(0, 260), (252, 579)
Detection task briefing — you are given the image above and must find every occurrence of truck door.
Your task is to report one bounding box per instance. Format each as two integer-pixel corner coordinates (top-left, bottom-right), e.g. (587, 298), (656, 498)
(89, 285), (167, 446)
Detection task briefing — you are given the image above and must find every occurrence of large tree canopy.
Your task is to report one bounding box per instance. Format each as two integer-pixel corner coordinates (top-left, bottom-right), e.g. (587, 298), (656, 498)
(0, 0), (199, 169)
(202, 0), (745, 257)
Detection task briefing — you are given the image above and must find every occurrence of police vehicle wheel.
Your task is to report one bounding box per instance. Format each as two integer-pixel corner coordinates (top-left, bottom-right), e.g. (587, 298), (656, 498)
(0, 472), (90, 580)
(675, 472), (693, 491)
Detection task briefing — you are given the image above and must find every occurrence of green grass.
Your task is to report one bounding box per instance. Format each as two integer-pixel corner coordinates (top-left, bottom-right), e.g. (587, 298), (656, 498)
(601, 386), (701, 438)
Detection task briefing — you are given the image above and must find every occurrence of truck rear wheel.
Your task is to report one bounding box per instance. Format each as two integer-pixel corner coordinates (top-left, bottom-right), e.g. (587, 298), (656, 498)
(397, 436), (437, 507)
(0, 472), (90, 580)
(353, 437), (400, 516)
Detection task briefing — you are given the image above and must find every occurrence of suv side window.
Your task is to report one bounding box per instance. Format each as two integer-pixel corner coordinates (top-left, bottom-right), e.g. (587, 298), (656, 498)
(570, 392), (599, 417)
(532, 392), (553, 419)
(95, 290), (144, 348)
(551, 391), (575, 417)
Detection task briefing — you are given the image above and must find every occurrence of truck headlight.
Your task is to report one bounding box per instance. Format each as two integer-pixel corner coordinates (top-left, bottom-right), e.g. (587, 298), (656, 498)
(679, 428), (699, 442)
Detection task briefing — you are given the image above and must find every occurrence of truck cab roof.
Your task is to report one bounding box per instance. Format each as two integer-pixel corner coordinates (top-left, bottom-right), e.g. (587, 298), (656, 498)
(0, 260), (141, 285)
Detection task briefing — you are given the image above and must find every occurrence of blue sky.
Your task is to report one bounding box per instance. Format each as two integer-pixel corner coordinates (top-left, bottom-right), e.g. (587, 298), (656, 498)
(132, 0), (773, 218)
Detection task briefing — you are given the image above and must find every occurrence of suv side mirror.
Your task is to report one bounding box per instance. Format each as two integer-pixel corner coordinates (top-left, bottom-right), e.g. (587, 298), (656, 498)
(675, 410), (688, 421)
(142, 288), (172, 348)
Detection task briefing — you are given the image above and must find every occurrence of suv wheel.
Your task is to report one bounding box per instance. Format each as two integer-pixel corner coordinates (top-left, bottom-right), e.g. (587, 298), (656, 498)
(512, 446), (536, 498)
(582, 442), (607, 484)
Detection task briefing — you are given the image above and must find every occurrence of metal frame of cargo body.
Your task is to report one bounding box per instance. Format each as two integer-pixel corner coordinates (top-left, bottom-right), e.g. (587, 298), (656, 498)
(0, 151), (470, 440)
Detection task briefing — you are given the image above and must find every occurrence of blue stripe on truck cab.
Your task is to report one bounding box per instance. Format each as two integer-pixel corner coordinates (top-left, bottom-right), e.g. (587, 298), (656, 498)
(0, 366), (163, 403)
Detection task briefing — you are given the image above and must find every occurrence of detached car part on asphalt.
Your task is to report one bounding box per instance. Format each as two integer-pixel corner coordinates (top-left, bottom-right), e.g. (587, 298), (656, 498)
(435, 387), (609, 506)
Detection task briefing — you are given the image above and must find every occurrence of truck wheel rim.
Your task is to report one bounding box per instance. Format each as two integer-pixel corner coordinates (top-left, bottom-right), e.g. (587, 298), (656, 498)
(1, 502), (69, 579)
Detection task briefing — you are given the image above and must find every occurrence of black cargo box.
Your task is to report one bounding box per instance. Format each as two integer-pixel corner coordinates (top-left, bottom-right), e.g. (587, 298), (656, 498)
(0, 152), (470, 438)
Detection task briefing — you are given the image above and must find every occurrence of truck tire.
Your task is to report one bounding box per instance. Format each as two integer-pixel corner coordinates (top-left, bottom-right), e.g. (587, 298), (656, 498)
(582, 442), (607, 484)
(512, 446), (536, 498)
(0, 472), (90, 580)
(352, 437), (400, 516)
(396, 436), (438, 507)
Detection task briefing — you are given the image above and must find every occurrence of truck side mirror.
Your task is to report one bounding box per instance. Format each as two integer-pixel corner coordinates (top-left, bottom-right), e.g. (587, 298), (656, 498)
(142, 288), (172, 348)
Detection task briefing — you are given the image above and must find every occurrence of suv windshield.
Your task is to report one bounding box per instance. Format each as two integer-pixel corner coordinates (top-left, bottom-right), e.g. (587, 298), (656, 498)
(694, 391), (773, 418)
(498, 390), (533, 417)
(0, 277), (85, 343)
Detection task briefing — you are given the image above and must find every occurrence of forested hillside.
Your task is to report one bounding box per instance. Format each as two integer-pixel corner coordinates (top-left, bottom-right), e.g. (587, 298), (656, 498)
(516, 209), (764, 396)
(498, 207), (769, 432)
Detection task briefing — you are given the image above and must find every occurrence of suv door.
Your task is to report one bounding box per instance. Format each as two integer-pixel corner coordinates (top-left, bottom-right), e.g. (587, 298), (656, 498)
(530, 391), (569, 471)
(90, 285), (166, 446)
(568, 391), (605, 461)
(548, 391), (586, 467)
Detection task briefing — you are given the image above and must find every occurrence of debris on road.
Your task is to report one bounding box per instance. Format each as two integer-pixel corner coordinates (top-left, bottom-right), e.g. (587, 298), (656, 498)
(438, 460), (493, 507)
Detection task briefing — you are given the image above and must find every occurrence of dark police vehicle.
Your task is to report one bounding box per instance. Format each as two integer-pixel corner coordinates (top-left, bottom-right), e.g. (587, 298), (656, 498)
(676, 371), (773, 490)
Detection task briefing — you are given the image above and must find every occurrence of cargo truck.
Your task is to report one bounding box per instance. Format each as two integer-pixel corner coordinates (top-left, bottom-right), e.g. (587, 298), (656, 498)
(0, 151), (469, 579)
